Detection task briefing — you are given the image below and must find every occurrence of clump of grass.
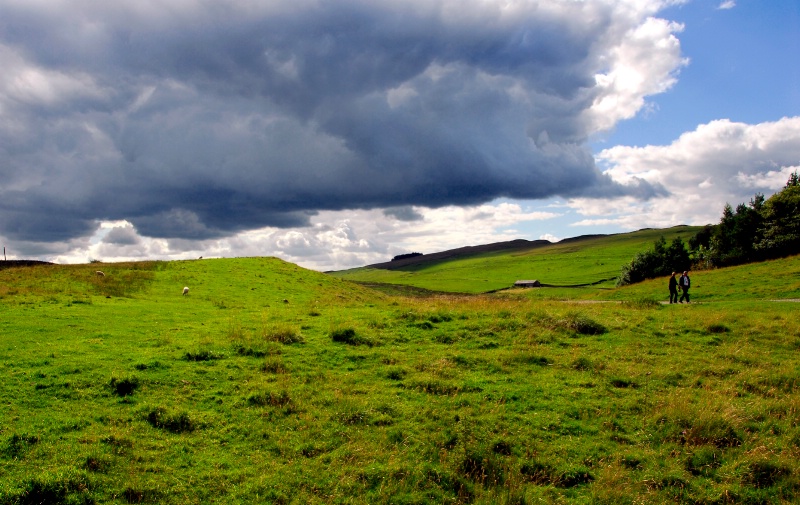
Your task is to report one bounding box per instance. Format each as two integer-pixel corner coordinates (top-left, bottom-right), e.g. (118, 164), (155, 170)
(744, 460), (792, 488)
(460, 448), (506, 486)
(610, 377), (638, 389)
(133, 361), (163, 371)
(3, 433), (40, 459)
(626, 297), (661, 308)
(109, 376), (140, 397)
(7, 474), (94, 505)
(263, 324), (304, 344)
(706, 323), (730, 334)
(685, 448), (721, 477)
(145, 407), (195, 433)
(330, 327), (373, 346)
(520, 460), (557, 485)
(504, 353), (552, 367)
(84, 455), (111, 473)
(560, 312), (607, 335)
(424, 466), (474, 503)
(404, 379), (459, 396)
(682, 418), (742, 448)
(123, 487), (163, 503)
(491, 440), (513, 456)
(520, 460), (594, 488)
(183, 350), (223, 361)
(385, 367), (407, 380)
(260, 358), (289, 374)
(572, 356), (604, 372)
(530, 310), (606, 335)
(247, 390), (293, 408)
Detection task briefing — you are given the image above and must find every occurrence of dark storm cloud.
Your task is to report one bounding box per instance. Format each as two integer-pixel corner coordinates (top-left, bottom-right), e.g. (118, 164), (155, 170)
(383, 207), (424, 222)
(0, 1), (669, 243)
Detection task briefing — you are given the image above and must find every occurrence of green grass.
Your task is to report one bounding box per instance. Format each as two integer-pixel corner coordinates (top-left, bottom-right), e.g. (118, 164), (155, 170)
(332, 226), (702, 293)
(1, 253), (799, 504)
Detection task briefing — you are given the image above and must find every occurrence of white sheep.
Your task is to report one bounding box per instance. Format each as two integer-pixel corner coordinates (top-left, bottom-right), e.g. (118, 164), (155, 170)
(183, 286), (189, 296)
(95, 271), (105, 277)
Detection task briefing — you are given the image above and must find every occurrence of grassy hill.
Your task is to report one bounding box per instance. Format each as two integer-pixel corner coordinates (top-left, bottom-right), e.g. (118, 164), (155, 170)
(1, 254), (799, 504)
(332, 226), (703, 294)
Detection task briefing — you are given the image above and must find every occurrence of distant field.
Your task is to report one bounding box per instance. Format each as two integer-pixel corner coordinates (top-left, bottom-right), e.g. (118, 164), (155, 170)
(1, 254), (799, 504)
(332, 226), (703, 293)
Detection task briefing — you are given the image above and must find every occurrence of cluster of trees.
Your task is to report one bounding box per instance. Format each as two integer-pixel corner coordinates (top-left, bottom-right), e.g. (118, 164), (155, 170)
(691, 172), (800, 267)
(618, 172), (800, 286)
(617, 236), (691, 286)
(391, 252), (423, 262)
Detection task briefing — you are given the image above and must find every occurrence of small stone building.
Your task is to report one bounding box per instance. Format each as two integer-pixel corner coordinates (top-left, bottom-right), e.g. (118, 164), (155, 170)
(514, 279), (541, 288)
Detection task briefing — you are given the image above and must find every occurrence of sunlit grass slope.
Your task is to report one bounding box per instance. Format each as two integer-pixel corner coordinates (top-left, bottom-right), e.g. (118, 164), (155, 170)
(332, 226), (702, 293)
(1, 256), (799, 504)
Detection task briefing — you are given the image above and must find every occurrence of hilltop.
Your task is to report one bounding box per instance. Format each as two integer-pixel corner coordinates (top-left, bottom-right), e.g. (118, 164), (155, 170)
(364, 234), (612, 271)
(333, 226), (702, 294)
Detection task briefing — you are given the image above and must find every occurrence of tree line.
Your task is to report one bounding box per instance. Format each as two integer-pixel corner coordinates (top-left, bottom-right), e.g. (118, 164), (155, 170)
(618, 171), (800, 286)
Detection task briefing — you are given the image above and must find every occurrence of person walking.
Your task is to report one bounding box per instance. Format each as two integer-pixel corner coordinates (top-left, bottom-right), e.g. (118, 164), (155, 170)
(679, 270), (691, 303)
(669, 272), (679, 304)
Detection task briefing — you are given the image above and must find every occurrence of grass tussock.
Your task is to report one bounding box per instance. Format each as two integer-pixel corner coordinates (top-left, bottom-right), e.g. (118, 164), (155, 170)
(109, 376), (140, 397)
(145, 408), (195, 433)
(262, 324), (304, 345)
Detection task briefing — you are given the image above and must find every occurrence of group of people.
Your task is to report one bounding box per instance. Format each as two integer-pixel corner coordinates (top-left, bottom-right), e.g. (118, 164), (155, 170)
(668, 271), (691, 304)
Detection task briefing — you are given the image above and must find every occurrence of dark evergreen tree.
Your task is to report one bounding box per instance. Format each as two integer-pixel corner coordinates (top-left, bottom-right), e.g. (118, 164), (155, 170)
(756, 172), (800, 257)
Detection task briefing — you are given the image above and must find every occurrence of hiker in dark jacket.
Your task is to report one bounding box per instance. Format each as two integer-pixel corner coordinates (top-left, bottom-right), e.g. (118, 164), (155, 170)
(669, 272), (679, 304)
(679, 271), (691, 303)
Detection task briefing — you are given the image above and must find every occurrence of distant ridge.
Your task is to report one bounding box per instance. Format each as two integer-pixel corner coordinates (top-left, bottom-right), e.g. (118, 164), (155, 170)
(0, 260), (53, 271)
(366, 233), (619, 271)
(367, 238), (554, 270)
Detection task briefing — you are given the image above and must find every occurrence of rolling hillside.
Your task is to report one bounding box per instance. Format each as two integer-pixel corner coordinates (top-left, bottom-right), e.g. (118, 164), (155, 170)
(1, 253), (800, 503)
(332, 226), (704, 293)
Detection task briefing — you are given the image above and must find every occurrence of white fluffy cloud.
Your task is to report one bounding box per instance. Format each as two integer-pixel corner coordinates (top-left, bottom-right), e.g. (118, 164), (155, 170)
(571, 117), (800, 229)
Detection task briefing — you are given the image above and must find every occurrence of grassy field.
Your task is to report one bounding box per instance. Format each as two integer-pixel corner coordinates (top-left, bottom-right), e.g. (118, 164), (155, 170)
(331, 226), (702, 293)
(1, 250), (799, 504)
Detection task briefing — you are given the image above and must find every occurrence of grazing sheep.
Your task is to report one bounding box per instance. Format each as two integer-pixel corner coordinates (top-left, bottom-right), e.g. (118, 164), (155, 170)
(183, 286), (189, 296)
(95, 271), (105, 277)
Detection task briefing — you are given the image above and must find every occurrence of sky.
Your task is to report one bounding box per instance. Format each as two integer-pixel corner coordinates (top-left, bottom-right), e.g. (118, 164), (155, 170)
(1, 0), (799, 271)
